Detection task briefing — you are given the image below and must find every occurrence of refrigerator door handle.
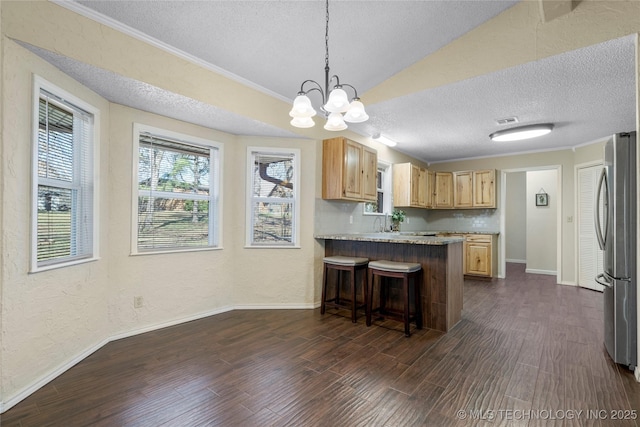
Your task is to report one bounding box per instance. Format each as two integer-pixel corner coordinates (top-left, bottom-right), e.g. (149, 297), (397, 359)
(595, 273), (613, 288)
(595, 167), (609, 250)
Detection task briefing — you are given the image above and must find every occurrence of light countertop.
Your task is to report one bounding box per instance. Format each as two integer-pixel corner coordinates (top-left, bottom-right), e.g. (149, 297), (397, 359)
(314, 232), (465, 245)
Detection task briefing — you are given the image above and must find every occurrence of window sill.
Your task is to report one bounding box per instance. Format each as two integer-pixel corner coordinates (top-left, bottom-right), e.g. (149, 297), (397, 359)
(30, 256), (100, 274)
(131, 246), (223, 256)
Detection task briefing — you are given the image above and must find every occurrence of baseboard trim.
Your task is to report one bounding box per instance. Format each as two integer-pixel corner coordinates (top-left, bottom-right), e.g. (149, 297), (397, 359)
(2, 303), (318, 413)
(2, 338), (109, 414)
(558, 280), (577, 286)
(109, 305), (235, 342)
(525, 268), (557, 276)
(234, 303), (318, 310)
(505, 259), (527, 264)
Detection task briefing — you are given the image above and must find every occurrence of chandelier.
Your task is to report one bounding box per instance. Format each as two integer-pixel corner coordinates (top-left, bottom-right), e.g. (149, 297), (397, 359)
(288, 0), (369, 131)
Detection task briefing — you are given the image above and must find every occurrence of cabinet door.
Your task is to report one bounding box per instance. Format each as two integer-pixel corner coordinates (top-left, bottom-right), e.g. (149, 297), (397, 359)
(362, 146), (378, 201)
(434, 172), (453, 208)
(418, 168), (428, 207)
(425, 170), (434, 208)
(343, 139), (363, 199)
(473, 169), (495, 207)
(392, 163), (411, 207)
(454, 171), (473, 208)
(466, 242), (492, 276)
(410, 164), (421, 206)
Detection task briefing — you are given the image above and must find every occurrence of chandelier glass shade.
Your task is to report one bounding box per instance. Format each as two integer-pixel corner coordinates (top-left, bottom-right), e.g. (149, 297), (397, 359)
(289, 0), (368, 131)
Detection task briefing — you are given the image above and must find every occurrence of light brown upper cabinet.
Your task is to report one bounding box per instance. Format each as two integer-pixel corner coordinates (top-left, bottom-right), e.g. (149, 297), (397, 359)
(473, 169), (496, 208)
(453, 171), (473, 208)
(453, 169), (496, 208)
(420, 169), (434, 208)
(434, 172), (454, 208)
(393, 163), (433, 208)
(322, 137), (378, 202)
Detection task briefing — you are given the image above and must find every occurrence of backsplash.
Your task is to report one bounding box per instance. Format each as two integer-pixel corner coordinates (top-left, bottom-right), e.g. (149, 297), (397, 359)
(314, 199), (429, 235)
(423, 209), (500, 233)
(314, 198), (500, 235)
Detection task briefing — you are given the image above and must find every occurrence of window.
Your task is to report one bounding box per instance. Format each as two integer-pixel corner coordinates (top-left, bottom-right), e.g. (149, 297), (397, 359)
(247, 148), (300, 247)
(133, 124), (222, 253)
(32, 79), (98, 271)
(364, 162), (392, 215)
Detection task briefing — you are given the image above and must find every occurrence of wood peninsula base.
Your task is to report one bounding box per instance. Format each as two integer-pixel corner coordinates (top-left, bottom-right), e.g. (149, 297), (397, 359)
(322, 237), (463, 332)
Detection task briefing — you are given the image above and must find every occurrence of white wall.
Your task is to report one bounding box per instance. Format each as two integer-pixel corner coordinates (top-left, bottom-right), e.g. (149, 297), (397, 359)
(525, 169), (558, 274)
(505, 172), (526, 263)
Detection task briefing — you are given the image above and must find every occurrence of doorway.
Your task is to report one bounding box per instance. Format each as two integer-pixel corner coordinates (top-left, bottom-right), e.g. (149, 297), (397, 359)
(499, 167), (562, 281)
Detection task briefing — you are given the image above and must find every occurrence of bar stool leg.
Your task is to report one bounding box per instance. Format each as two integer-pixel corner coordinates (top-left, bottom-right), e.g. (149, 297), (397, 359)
(380, 276), (387, 315)
(403, 275), (410, 337)
(334, 269), (341, 306)
(350, 267), (357, 323)
(414, 271), (423, 329)
(366, 270), (374, 327)
(321, 263), (328, 315)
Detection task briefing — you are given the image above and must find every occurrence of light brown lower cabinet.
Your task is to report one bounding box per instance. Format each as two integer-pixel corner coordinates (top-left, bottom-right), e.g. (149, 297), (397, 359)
(465, 234), (493, 277)
(438, 233), (497, 278)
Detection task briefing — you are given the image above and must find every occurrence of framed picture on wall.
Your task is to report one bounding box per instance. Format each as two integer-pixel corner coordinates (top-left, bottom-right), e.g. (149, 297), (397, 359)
(536, 192), (549, 206)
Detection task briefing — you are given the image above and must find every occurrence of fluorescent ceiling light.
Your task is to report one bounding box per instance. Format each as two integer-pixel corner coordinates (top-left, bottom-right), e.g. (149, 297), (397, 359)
(489, 123), (554, 142)
(373, 134), (397, 147)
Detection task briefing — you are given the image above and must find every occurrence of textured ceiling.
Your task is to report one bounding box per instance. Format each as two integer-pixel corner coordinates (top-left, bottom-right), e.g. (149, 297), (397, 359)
(36, 0), (637, 163)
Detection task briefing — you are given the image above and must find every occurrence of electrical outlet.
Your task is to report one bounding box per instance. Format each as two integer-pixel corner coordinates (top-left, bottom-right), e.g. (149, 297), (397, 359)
(406, 217), (410, 224)
(567, 216), (573, 223)
(134, 296), (144, 308)
(349, 215), (353, 224)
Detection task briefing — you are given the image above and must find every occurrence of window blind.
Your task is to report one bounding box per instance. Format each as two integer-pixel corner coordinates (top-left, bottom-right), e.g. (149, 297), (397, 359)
(137, 134), (218, 251)
(36, 91), (94, 265)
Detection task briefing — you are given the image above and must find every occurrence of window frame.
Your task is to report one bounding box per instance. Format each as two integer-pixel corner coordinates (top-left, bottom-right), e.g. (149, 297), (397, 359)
(363, 160), (392, 216)
(245, 147), (301, 248)
(131, 123), (224, 255)
(30, 76), (100, 273)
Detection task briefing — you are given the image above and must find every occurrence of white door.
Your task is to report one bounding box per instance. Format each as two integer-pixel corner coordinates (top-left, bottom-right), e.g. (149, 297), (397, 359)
(577, 164), (604, 291)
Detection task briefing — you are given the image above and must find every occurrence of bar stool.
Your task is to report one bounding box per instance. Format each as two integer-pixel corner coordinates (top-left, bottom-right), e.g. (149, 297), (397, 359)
(367, 260), (423, 337)
(321, 256), (369, 323)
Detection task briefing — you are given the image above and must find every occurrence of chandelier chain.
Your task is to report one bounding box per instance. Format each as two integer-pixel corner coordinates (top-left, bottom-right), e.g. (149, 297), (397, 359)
(324, 0), (329, 70)
(288, 0), (368, 130)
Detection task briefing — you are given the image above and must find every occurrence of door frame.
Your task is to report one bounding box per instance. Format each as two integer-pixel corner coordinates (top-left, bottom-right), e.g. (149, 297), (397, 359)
(499, 165), (563, 282)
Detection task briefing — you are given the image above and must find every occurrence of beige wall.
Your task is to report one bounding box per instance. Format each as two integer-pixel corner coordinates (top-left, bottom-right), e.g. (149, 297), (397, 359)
(1, 0), (640, 411)
(505, 172), (526, 262)
(526, 169), (559, 274)
(1, 39), (111, 406)
(0, 40), (319, 410)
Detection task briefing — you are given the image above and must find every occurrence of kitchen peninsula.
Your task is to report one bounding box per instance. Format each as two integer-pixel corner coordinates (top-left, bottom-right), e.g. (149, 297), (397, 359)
(315, 233), (464, 332)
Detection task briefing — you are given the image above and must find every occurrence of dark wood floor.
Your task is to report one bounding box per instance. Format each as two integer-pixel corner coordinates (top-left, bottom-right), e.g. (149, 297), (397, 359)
(4, 263), (640, 426)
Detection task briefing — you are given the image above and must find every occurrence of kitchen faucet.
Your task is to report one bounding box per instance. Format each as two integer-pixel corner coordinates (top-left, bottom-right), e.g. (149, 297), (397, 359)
(373, 216), (383, 232)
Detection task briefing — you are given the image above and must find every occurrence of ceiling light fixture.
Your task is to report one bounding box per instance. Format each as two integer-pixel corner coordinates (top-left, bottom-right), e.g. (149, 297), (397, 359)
(489, 123), (554, 142)
(372, 133), (397, 147)
(289, 0), (368, 131)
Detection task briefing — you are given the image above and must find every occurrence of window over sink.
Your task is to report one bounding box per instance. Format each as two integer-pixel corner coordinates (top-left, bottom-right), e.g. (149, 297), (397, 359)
(364, 161), (392, 216)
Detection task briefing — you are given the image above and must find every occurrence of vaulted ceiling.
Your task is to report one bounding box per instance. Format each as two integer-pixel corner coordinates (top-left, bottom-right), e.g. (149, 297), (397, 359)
(29, 0), (637, 163)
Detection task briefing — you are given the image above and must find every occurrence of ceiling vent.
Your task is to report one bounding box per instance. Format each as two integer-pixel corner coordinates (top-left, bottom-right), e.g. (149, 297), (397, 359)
(495, 117), (519, 126)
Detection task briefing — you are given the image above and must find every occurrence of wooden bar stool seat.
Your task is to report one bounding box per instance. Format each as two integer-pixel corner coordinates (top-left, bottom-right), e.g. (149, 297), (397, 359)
(367, 260), (423, 337)
(321, 256), (369, 323)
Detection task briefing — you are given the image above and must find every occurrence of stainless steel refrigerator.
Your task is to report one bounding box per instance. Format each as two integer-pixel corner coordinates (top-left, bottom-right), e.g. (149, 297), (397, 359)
(595, 131), (637, 369)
